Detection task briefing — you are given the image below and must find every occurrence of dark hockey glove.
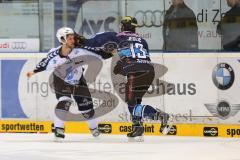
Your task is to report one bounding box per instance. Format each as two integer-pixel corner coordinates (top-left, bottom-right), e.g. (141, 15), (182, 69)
(102, 42), (118, 54)
(113, 61), (124, 75)
(74, 33), (86, 48)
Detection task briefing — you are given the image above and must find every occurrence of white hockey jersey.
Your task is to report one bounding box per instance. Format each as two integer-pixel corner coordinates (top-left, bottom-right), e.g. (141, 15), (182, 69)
(34, 46), (102, 85)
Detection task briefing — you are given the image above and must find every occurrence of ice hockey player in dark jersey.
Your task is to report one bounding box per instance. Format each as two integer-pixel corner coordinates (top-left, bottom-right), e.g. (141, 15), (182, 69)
(26, 27), (102, 140)
(113, 16), (172, 141)
(77, 16), (172, 141)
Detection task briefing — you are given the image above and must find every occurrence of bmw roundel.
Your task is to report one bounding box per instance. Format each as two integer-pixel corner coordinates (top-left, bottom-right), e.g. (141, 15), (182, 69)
(212, 63), (234, 90)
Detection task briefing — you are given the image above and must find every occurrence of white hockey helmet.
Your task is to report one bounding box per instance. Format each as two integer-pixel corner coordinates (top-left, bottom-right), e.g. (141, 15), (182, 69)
(56, 27), (75, 44)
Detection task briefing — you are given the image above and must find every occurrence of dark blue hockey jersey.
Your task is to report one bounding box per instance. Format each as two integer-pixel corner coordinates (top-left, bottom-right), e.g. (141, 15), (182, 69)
(83, 31), (150, 60)
(115, 31), (151, 63)
(82, 31), (118, 59)
(82, 31), (153, 75)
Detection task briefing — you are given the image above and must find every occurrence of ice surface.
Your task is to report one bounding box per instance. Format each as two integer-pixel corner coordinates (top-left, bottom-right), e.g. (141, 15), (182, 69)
(0, 134), (239, 160)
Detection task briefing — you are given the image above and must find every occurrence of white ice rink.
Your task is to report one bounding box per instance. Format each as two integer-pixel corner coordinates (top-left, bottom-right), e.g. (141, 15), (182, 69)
(0, 133), (239, 160)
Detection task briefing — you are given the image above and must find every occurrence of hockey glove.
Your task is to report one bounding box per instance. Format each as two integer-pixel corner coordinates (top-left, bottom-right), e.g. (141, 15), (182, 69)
(113, 61), (124, 75)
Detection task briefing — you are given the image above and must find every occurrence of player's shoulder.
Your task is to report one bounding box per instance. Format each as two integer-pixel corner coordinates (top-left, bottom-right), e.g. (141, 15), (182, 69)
(141, 37), (148, 43)
(47, 46), (61, 57)
(117, 31), (141, 38)
(72, 48), (103, 59)
(96, 31), (117, 36)
(72, 47), (85, 53)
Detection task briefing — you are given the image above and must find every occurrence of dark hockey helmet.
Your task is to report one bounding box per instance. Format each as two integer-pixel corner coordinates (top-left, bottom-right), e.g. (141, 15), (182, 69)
(120, 16), (138, 32)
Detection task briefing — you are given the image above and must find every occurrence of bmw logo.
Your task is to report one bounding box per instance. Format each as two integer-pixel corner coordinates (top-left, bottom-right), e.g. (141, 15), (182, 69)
(212, 63), (234, 90)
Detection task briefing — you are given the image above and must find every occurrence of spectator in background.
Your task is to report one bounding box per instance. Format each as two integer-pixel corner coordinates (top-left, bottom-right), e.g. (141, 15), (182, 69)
(217, 0), (240, 51)
(163, 0), (198, 52)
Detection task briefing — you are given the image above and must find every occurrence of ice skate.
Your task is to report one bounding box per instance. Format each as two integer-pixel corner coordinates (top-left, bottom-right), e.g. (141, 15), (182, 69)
(157, 110), (173, 135)
(90, 128), (100, 138)
(127, 117), (144, 142)
(127, 125), (144, 142)
(54, 127), (65, 142)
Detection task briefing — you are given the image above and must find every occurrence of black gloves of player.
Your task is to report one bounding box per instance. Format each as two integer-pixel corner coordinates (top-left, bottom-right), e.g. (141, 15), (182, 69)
(113, 60), (125, 75)
(102, 42), (118, 53)
(74, 33), (86, 48)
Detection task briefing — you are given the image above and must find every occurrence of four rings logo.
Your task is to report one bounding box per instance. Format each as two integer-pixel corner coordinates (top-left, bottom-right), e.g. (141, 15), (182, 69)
(11, 42), (27, 50)
(134, 10), (165, 28)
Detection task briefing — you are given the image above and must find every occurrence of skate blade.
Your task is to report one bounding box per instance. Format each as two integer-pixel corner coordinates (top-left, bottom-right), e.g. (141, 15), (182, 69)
(54, 136), (64, 142)
(91, 132), (101, 138)
(92, 135), (101, 140)
(128, 136), (144, 142)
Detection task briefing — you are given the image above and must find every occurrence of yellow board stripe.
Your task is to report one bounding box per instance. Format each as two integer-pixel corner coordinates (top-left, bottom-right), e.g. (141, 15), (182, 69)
(0, 120), (52, 133)
(0, 120), (240, 138)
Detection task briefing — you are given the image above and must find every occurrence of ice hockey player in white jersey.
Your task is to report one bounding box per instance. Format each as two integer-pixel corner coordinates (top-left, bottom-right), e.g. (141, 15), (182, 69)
(27, 27), (102, 140)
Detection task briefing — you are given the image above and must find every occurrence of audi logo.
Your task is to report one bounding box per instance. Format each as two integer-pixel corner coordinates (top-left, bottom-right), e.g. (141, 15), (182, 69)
(134, 10), (165, 28)
(11, 42), (27, 50)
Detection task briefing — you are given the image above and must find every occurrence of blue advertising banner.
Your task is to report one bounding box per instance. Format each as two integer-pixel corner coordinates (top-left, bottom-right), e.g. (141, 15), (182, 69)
(1, 60), (27, 118)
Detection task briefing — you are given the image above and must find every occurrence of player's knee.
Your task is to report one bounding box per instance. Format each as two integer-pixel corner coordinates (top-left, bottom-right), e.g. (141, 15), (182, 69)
(82, 109), (95, 119)
(56, 96), (72, 111)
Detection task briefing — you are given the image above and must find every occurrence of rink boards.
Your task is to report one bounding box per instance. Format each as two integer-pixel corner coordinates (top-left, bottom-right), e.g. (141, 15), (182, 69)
(0, 52), (240, 137)
(0, 120), (240, 138)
